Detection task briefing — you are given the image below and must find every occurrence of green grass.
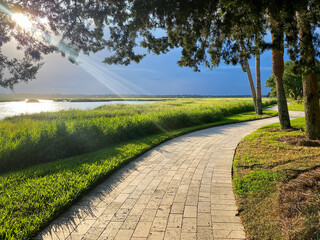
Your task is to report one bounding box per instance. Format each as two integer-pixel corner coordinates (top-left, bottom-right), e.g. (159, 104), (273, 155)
(53, 97), (167, 102)
(288, 101), (305, 111)
(233, 117), (320, 239)
(0, 106), (277, 239)
(0, 98), (276, 173)
(0, 98), (24, 102)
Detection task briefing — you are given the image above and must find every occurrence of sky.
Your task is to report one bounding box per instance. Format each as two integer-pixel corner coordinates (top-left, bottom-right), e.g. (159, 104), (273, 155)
(1, 39), (282, 96)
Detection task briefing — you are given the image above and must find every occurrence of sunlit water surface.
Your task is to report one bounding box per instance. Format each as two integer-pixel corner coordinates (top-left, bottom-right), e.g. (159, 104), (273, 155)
(0, 100), (153, 120)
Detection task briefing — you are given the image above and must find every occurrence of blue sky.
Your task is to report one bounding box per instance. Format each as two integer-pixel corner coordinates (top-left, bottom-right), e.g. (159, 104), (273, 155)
(1, 42), (283, 96)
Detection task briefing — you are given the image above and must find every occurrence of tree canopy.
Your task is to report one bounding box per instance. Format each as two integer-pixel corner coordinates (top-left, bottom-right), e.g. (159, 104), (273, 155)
(1, 0), (269, 88)
(1, 0), (320, 85)
(0, 0), (106, 89)
(102, 0), (270, 70)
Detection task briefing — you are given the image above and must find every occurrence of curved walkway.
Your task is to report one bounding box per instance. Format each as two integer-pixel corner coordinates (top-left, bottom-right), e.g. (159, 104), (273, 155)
(37, 110), (304, 240)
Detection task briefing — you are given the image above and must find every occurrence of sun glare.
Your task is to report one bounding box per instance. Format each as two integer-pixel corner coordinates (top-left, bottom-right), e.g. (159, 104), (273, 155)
(12, 13), (33, 31)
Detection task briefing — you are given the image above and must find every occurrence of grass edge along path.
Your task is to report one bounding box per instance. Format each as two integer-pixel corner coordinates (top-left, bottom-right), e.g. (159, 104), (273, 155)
(233, 117), (320, 239)
(0, 110), (276, 239)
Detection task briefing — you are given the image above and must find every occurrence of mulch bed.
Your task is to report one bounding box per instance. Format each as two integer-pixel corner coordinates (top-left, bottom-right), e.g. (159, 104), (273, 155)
(265, 127), (303, 133)
(278, 135), (320, 147)
(278, 168), (320, 239)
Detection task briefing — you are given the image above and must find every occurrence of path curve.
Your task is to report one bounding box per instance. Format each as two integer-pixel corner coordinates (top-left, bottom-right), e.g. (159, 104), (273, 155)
(37, 110), (304, 240)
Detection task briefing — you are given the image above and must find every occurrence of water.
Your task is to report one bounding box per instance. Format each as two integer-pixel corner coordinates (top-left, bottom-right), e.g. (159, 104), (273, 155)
(0, 100), (153, 119)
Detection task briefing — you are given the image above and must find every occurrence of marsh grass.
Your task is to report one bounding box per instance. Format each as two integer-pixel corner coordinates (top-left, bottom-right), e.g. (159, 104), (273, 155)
(0, 108), (277, 239)
(0, 98), (24, 102)
(233, 117), (320, 239)
(0, 98), (276, 173)
(53, 97), (166, 102)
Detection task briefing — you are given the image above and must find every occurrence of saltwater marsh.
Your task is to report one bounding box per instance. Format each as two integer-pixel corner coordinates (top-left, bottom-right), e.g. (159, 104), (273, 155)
(0, 98), (276, 173)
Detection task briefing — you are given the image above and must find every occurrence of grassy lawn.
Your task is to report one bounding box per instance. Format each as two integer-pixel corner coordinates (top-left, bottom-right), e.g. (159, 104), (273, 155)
(288, 101), (305, 111)
(0, 98), (277, 239)
(233, 117), (320, 239)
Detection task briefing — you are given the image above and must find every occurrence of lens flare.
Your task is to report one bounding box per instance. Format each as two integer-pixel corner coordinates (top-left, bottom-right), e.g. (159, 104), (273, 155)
(0, 2), (151, 99)
(77, 55), (150, 96)
(11, 13), (33, 31)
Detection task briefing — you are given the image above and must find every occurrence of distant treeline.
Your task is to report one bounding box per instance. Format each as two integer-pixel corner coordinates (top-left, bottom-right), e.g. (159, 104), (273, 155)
(0, 93), (269, 99)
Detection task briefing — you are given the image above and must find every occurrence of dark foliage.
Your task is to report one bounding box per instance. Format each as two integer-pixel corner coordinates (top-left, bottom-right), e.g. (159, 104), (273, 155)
(266, 61), (320, 100)
(0, 0), (107, 88)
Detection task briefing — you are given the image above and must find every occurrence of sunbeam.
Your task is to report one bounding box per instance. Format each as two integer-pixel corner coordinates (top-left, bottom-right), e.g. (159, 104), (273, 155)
(77, 55), (128, 97)
(0, 2), (151, 97)
(0, 3), (12, 15)
(79, 55), (150, 95)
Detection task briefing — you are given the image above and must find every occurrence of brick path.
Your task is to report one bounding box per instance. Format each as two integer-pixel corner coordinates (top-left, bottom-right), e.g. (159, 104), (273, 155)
(36, 110), (304, 240)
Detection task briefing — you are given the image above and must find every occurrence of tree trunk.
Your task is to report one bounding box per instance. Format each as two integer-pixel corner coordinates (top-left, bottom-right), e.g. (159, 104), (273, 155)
(270, 17), (291, 129)
(297, 11), (320, 139)
(255, 53), (263, 115)
(244, 59), (257, 113)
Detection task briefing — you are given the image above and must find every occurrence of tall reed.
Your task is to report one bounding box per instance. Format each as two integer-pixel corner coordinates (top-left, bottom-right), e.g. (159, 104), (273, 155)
(0, 99), (276, 173)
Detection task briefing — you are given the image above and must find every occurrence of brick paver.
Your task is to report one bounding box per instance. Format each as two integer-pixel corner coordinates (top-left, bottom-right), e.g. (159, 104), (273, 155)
(36, 109), (304, 239)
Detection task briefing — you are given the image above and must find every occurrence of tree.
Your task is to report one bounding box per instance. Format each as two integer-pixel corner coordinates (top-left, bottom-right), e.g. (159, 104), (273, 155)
(242, 56), (258, 113)
(266, 61), (320, 100)
(295, 2), (320, 139)
(0, 0), (106, 89)
(283, 0), (320, 139)
(266, 0), (295, 129)
(242, 40), (263, 115)
(102, 0), (271, 115)
(255, 38), (263, 115)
